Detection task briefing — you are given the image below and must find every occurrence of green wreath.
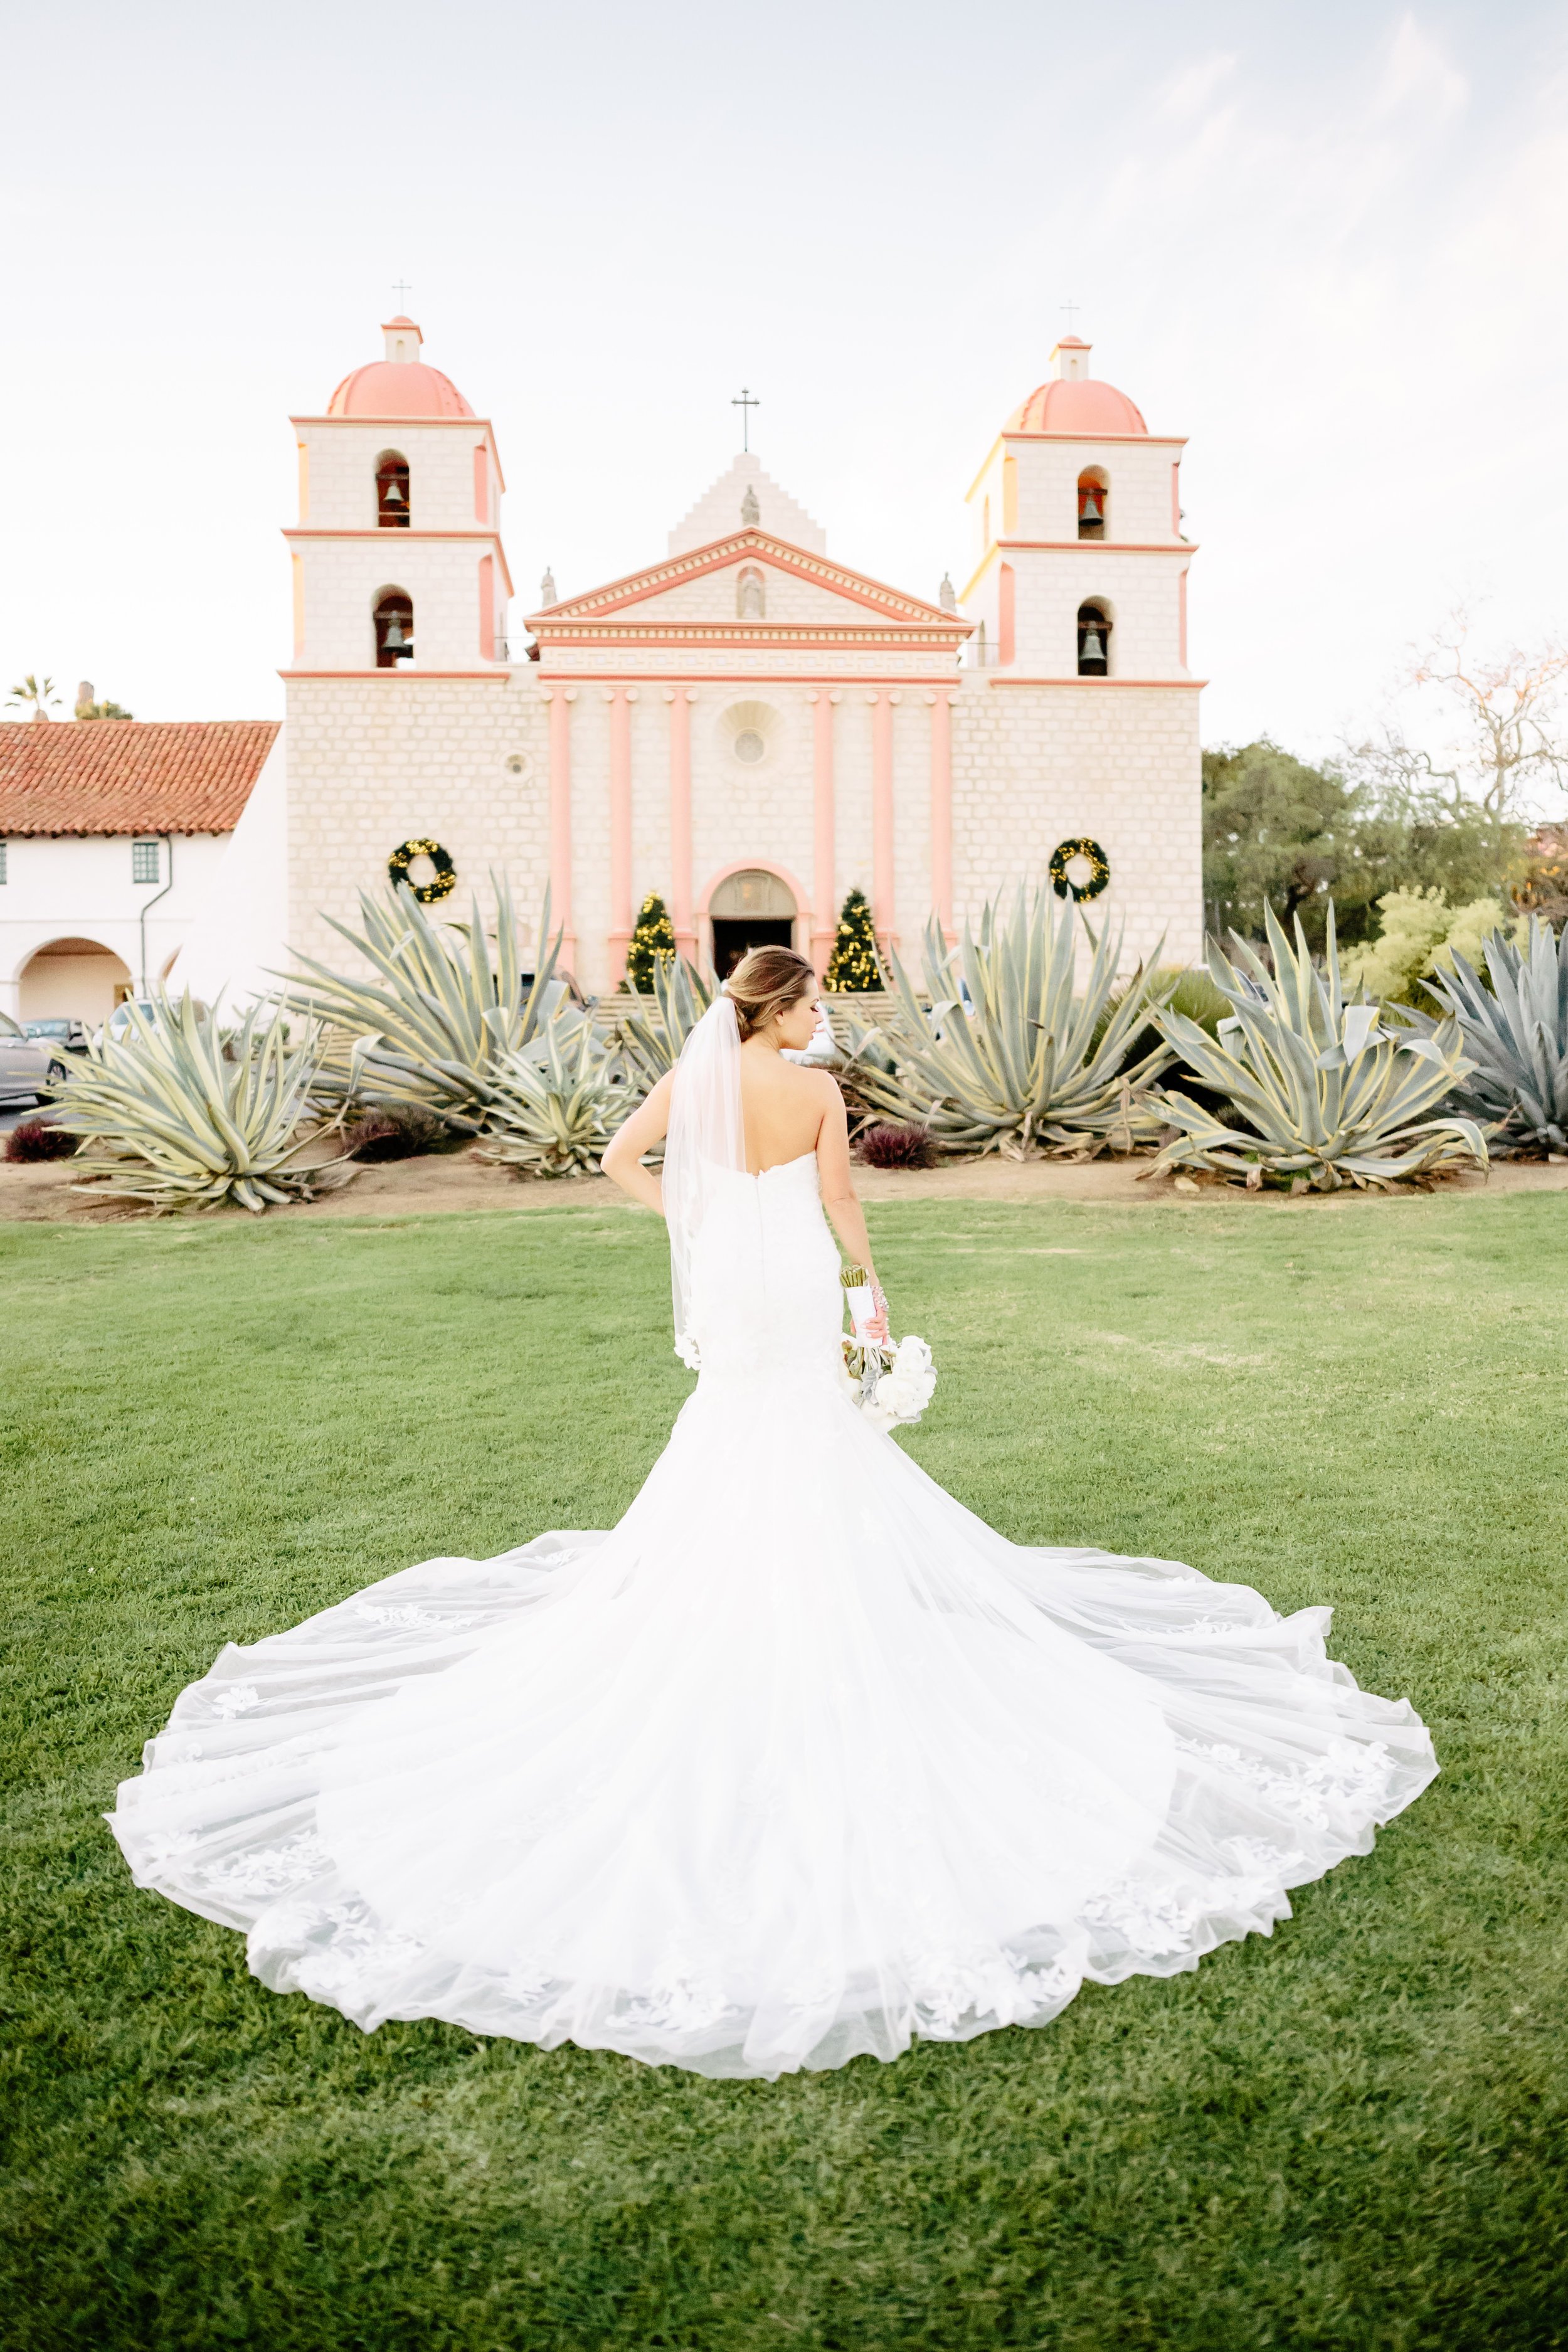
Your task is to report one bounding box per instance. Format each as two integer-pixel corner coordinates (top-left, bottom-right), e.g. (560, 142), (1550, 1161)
(1049, 837), (1110, 903)
(388, 837), (457, 904)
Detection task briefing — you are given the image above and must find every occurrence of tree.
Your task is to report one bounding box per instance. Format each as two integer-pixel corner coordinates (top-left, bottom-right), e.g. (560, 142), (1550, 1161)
(1350, 608), (1568, 825)
(1203, 740), (1525, 952)
(624, 892), (676, 991)
(824, 887), (882, 992)
(6, 674), (60, 721)
(1201, 742), (1356, 947)
(75, 696), (134, 721)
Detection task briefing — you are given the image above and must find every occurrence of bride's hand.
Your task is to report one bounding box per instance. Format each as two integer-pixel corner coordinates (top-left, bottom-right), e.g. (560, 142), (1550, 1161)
(867, 1281), (890, 1345)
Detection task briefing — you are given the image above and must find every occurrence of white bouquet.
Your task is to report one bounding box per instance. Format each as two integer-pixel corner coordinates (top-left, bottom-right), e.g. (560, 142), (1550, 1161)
(840, 1266), (938, 1433)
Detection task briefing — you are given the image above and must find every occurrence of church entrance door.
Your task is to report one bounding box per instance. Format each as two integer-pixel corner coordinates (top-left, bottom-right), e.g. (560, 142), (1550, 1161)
(707, 869), (797, 978)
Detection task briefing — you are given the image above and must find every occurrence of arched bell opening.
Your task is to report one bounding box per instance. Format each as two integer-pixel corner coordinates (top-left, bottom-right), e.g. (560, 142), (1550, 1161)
(1076, 600), (1112, 677)
(376, 452), (410, 528)
(706, 866), (798, 977)
(374, 589), (415, 668)
(1077, 467), (1108, 540)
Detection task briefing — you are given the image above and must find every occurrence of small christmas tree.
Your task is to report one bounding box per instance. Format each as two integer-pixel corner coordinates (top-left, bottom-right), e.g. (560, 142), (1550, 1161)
(625, 891), (676, 991)
(823, 887), (882, 992)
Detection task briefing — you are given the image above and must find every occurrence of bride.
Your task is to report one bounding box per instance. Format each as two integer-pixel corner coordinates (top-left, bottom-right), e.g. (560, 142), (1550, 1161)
(109, 945), (1436, 2079)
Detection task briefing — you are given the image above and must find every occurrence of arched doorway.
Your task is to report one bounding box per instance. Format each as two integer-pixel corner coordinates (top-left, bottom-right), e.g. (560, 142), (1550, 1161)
(18, 938), (133, 1024)
(707, 867), (797, 977)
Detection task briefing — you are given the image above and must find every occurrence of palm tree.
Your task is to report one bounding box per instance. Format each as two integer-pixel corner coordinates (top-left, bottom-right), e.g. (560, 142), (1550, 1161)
(6, 674), (61, 721)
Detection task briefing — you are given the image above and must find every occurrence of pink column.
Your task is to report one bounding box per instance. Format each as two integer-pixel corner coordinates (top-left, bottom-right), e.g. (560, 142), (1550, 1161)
(477, 553), (494, 662)
(928, 690), (955, 941)
(810, 690), (836, 973)
(608, 687), (633, 982)
(999, 563), (1016, 668)
(546, 687), (576, 968)
(667, 689), (696, 960)
(1179, 569), (1189, 669)
(871, 690), (895, 950)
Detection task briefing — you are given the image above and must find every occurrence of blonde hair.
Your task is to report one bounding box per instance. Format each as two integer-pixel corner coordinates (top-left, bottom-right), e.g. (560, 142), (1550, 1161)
(723, 945), (816, 1041)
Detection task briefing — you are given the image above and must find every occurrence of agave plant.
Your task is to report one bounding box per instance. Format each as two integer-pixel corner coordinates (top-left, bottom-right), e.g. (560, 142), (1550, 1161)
(287, 876), (565, 1130)
(829, 886), (1171, 1158)
(1412, 916), (1568, 1152)
(610, 954), (716, 1094)
(1148, 905), (1488, 1190)
(477, 1021), (634, 1178)
(49, 995), (356, 1214)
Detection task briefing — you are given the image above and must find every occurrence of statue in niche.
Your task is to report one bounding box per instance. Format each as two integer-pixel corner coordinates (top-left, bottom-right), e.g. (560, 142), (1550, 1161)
(737, 566), (765, 619)
(741, 484), (761, 526)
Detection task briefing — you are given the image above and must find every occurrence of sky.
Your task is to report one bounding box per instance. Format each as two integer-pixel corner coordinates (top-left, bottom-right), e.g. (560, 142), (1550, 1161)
(2, 0), (1564, 760)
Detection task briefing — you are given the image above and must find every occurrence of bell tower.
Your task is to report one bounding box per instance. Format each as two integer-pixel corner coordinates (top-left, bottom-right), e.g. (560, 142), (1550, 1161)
(284, 317), (512, 676)
(960, 338), (1192, 681)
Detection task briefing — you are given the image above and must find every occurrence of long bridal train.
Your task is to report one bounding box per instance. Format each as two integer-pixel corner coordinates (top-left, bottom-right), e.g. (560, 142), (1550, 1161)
(110, 994), (1435, 2080)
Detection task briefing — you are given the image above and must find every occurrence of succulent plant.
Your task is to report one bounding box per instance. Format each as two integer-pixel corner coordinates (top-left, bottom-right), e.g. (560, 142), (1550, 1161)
(828, 886), (1171, 1158)
(477, 1020), (633, 1179)
(1412, 916), (1568, 1152)
(609, 954), (715, 1094)
(1149, 904), (1488, 1190)
(49, 995), (354, 1214)
(287, 877), (566, 1130)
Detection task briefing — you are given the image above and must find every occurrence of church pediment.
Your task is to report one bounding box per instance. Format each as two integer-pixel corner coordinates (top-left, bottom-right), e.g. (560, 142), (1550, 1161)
(527, 532), (968, 643)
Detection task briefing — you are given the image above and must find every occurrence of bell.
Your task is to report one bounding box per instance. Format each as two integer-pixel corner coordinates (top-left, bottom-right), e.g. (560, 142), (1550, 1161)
(1080, 627), (1104, 663)
(383, 618), (407, 650)
(1079, 486), (1103, 522)
(382, 477), (406, 505)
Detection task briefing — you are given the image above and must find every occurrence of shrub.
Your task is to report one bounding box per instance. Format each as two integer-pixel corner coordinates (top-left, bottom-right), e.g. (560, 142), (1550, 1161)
(855, 1122), (938, 1170)
(1150, 905), (1487, 1192)
(343, 1103), (450, 1162)
(5, 1118), (77, 1163)
(1343, 887), (1518, 1007)
(477, 1022), (633, 1179)
(833, 886), (1170, 1158)
(289, 876), (566, 1130)
(49, 994), (356, 1214)
(1409, 916), (1568, 1154)
(613, 954), (715, 1094)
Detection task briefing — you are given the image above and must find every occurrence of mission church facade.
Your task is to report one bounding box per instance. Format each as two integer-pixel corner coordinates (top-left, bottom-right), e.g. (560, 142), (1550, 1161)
(170, 315), (1202, 1003)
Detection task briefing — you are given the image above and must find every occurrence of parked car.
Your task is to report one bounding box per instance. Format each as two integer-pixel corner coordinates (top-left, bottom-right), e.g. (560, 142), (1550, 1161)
(98, 996), (210, 1045)
(24, 1017), (90, 1057)
(0, 1011), (67, 1103)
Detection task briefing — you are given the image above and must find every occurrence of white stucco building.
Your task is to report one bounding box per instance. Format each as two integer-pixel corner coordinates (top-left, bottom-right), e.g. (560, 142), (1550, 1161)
(0, 721), (278, 1023)
(122, 314), (1204, 1010)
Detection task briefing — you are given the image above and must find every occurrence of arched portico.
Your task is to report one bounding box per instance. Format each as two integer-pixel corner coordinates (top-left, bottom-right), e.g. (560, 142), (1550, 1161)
(697, 859), (812, 978)
(15, 936), (133, 1024)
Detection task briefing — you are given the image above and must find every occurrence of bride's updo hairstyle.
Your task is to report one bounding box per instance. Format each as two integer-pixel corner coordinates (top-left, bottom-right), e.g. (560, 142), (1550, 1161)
(723, 944), (817, 1041)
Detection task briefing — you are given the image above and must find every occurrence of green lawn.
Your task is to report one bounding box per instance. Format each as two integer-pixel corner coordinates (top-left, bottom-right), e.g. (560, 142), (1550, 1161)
(2, 1194), (1565, 2351)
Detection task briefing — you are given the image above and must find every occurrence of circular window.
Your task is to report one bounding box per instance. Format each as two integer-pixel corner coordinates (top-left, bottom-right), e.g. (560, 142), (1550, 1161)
(734, 730), (766, 765)
(505, 752), (531, 779)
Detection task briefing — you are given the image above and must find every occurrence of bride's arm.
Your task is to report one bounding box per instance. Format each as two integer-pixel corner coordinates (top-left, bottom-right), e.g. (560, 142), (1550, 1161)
(601, 1071), (675, 1214)
(813, 1079), (890, 1342)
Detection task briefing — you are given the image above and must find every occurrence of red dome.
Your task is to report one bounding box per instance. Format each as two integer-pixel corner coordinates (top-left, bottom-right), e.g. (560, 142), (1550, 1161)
(327, 359), (475, 420)
(1006, 377), (1147, 438)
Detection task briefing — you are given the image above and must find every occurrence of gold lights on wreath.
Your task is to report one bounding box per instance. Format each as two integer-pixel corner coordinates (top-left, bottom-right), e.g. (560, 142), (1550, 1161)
(387, 837), (457, 904)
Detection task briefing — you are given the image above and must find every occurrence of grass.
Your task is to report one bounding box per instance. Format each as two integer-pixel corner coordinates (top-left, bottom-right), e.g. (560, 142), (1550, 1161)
(2, 1191), (1565, 2351)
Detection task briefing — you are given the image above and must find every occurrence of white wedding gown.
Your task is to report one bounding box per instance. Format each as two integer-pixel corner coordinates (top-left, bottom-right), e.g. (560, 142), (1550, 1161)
(110, 1146), (1436, 2080)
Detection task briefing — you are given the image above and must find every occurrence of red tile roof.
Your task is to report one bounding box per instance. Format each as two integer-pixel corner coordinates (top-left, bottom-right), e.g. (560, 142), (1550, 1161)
(0, 719), (278, 837)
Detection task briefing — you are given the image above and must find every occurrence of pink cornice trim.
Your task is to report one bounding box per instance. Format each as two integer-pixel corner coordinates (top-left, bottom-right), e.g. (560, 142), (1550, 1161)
(669, 693), (694, 956)
(283, 527), (513, 598)
(697, 856), (812, 931)
(963, 432), (1188, 505)
(986, 675), (1207, 689)
(993, 538), (1199, 555)
(280, 668), (509, 681)
(530, 532), (970, 630)
(536, 671), (963, 687)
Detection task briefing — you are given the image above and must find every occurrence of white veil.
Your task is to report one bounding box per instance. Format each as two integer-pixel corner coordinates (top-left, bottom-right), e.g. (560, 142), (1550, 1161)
(663, 993), (745, 1368)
